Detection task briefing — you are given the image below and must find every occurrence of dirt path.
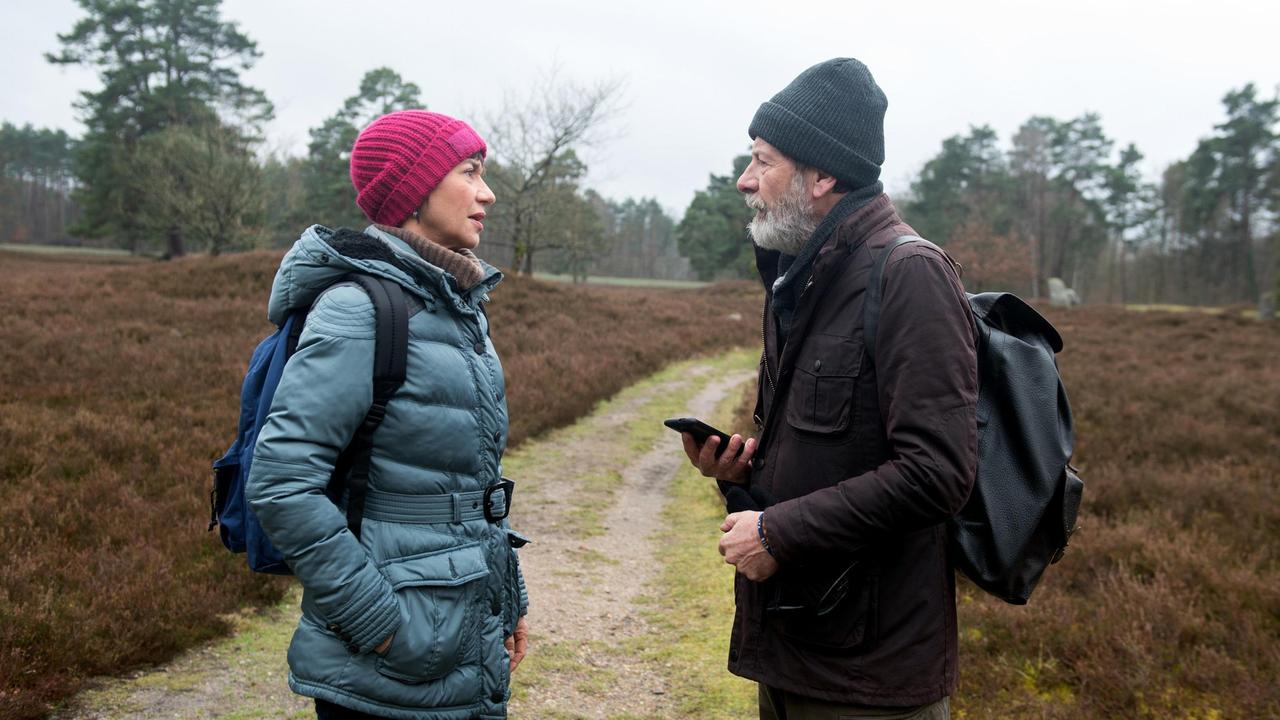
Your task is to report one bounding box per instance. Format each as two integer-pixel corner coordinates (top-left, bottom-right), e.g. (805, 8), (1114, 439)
(55, 354), (754, 720)
(508, 362), (754, 720)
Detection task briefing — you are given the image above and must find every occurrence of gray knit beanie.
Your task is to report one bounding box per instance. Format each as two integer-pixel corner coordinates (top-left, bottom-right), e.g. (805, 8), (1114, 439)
(749, 57), (887, 189)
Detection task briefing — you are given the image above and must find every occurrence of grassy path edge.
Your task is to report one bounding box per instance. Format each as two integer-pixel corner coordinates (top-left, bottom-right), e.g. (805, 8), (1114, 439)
(629, 349), (758, 719)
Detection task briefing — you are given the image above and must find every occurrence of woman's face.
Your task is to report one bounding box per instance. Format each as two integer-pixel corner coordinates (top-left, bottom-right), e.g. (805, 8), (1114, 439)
(405, 155), (495, 251)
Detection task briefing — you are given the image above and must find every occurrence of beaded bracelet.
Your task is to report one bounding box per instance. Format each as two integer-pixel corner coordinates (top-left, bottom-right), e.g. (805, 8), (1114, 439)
(757, 513), (776, 557)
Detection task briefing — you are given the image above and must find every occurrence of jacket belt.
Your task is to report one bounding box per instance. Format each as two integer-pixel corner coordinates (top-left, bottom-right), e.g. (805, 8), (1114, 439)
(358, 487), (507, 524)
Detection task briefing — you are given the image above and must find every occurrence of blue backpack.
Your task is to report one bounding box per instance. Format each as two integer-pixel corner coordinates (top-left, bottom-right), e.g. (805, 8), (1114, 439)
(209, 273), (408, 574)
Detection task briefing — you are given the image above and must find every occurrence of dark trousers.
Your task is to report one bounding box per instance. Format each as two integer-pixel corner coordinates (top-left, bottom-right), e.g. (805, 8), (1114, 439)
(316, 698), (388, 719)
(759, 684), (951, 720)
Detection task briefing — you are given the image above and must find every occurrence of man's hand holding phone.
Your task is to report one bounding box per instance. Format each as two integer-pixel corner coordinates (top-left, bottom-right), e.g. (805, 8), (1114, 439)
(666, 417), (757, 485)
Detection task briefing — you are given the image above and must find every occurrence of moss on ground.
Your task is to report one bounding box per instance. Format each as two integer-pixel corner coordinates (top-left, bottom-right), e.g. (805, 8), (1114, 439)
(59, 588), (310, 719)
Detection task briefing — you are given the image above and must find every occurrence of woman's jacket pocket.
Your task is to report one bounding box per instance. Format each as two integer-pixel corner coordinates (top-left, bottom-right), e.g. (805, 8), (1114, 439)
(502, 528), (530, 635)
(375, 541), (490, 684)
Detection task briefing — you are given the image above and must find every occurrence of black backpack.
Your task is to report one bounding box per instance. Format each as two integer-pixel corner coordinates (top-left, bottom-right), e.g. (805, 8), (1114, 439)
(865, 236), (1083, 604)
(210, 271), (408, 574)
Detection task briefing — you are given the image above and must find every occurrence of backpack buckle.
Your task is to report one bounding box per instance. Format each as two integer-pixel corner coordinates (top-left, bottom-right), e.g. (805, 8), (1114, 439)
(208, 486), (220, 532)
(1052, 523), (1082, 564)
(483, 478), (515, 522)
(359, 400), (390, 435)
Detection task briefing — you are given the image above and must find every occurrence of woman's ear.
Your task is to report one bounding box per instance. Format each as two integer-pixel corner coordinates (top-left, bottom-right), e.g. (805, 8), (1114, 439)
(400, 198), (428, 231)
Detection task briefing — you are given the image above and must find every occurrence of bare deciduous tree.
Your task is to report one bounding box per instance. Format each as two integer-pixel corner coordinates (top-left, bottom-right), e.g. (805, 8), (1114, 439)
(479, 67), (624, 275)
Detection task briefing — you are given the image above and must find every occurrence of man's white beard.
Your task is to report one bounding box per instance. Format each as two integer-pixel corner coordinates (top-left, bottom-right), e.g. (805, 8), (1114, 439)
(746, 173), (817, 255)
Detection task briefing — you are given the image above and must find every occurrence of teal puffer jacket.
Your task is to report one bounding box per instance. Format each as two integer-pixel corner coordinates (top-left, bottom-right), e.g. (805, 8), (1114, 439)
(247, 224), (527, 719)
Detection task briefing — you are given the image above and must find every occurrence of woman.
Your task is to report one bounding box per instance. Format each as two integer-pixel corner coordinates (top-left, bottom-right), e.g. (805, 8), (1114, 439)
(247, 110), (530, 719)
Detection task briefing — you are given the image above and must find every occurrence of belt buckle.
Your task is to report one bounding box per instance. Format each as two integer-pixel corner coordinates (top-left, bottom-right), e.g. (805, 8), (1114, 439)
(483, 478), (515, 522)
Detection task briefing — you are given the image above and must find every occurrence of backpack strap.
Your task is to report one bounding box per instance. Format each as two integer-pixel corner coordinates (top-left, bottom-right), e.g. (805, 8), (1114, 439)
(863, 235), (923, 361)
(284, 308), (308, 356)
(328, 274), (409, 541)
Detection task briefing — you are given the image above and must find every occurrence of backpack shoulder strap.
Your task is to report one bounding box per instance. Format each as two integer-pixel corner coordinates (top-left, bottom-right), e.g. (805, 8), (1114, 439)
(863, 235), (923, 361)
(329, 274), (409, 540)
(284, 308), (308, 356)
(348, 274), (409, 391)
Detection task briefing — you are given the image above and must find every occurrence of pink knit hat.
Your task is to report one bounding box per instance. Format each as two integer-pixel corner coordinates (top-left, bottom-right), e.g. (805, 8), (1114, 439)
(349, 110), (488, 226)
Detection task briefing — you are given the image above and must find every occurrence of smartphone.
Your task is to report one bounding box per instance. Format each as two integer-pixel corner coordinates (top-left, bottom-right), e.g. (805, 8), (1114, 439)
(664, 417), (734, 458)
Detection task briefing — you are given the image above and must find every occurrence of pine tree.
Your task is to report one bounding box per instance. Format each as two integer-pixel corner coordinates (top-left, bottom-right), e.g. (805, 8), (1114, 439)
(47, 0), (272, 255)
(676, 155), (755, 281)
(305, 67), (422, 229)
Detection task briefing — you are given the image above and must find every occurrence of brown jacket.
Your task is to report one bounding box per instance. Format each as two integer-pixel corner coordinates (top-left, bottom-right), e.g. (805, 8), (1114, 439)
(728, 194), (978, 706)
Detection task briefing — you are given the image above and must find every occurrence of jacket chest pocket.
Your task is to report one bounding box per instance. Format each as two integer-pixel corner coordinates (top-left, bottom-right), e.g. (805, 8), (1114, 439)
(374, 542), (490, 684)
(785, 333), (864, 436)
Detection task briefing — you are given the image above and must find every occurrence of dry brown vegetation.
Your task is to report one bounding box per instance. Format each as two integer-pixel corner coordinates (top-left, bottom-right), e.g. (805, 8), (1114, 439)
(0, 250), (761, 719)
(3, 248), (1277, 719)
(962, 306), (1278, 718)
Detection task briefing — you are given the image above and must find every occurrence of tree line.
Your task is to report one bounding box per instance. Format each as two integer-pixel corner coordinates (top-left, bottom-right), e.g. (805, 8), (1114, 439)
(3, 0), (1275, 304)
(0, 123), (78, 245)
(904, 89), (1279, 311)
(679, 89), (1279, 312)
(2, 0), (688, 280)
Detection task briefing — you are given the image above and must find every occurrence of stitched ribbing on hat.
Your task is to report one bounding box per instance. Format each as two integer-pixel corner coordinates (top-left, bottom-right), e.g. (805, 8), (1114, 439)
(751, 102), (881, 188)
(748, 57), (887, 190)
(348, 111), (487, 227)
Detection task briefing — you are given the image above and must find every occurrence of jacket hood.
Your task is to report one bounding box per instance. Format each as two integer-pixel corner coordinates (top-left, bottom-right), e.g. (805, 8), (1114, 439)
(267, 224), (502, 326)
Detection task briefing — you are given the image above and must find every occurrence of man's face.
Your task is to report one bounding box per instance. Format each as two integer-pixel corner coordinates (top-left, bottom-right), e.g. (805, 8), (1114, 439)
(737, 138), (816, 254)
(737, 138), (797, 213)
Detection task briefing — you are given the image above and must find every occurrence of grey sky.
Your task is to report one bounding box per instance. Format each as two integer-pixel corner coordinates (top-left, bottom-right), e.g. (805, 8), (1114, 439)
(3, 0), (1277, 216)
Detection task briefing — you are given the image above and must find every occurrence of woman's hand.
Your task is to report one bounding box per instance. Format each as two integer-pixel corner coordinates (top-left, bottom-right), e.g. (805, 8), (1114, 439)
(506, 615), (529, 671)
(373, 633), (394, 655)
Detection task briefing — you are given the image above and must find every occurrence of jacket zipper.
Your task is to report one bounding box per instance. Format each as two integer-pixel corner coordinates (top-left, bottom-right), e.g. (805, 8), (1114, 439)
(760, 278), (812, 395)
(760, 302), (775, 393)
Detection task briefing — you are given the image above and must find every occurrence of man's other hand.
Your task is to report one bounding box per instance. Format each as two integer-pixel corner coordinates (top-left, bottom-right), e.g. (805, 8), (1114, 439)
(719, 511), (779, 581)
(682, 432), (757, 485)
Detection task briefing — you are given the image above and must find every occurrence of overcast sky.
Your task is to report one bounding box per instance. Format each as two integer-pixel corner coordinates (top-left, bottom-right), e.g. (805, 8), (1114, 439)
(3, 0), (1277, 216)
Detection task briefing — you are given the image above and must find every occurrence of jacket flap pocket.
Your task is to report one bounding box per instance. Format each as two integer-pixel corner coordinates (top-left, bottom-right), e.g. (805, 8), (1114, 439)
(786, 334), (863, 435)
(800, 333), (863, 378)
(380, 542), (490, 590)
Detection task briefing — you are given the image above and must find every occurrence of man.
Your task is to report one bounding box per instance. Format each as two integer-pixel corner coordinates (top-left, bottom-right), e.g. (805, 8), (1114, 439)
(681, 58), (978, 720)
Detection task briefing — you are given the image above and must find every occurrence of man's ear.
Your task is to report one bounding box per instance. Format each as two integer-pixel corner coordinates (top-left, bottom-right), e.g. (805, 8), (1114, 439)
(811, 170), (840, 200)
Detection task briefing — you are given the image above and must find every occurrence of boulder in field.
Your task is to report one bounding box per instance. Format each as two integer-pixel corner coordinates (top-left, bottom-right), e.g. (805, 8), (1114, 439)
(1048, 277), (1081, 308)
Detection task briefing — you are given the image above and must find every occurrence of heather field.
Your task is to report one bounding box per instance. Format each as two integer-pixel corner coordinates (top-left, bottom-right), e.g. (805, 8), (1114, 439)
(1, 250), (1278, 719)
(949, 305), (1280, 719)
(0, 250), (760, 719)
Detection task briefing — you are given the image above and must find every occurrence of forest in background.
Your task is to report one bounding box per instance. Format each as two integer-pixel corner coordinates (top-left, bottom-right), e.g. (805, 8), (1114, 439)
(1, 0), (1278, 308)
(679, 94), (1280, 310)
